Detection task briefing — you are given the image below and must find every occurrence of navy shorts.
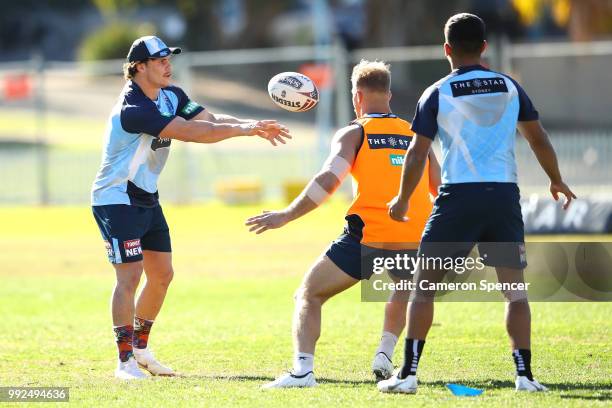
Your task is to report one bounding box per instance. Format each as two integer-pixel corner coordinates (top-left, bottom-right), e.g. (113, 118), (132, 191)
(92, 204), (171, 264)
(326, 233), (417, 281)
(419, 182), (526, 269)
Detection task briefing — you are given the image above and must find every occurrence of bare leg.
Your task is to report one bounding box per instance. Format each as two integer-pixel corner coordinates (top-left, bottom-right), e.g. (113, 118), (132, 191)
(406, 267), (445, 340)
(293, 255), (358, 354)
(135, 251), (174, 320)
(383, 299), (406, 336)
(373, 282), (409, 378)
(112, 262), (143, 326)
(382, 274), (410, 337)
(496, 267), (531, 350)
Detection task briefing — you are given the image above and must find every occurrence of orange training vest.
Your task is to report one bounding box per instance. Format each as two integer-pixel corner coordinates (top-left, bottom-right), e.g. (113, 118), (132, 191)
(346, 113), (433, 247)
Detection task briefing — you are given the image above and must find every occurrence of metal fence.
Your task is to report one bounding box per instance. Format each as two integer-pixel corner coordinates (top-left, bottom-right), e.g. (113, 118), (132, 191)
(1, 40), (611, 205)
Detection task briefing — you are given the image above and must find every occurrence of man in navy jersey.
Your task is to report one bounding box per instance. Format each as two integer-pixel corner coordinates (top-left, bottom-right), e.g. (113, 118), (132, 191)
(379, 14), (576, 394)
(91, 35), (291, 380)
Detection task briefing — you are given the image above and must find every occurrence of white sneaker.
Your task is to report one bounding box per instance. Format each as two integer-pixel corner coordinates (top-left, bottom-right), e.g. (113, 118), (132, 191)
(372, 352), (394, 381)
(262, 372), (318, 389)
(133, 348), (175, 376)
(114, 356), (148, 380)
(377, 373), (418, 394)
(515, 376), (548, 392)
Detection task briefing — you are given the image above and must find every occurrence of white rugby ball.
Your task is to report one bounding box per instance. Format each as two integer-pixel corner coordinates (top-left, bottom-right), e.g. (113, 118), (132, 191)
(267, 72), (319, 112)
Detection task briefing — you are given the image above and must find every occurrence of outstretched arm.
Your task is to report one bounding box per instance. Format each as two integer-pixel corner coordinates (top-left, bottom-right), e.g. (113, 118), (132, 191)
(194, 110), (253, 125)
(517, 120), (576, 209)
(388, 135), (432, 222)
(193, 110), (291, 146)
(159, 116), (290, 145)
(245, 125), (362, 234)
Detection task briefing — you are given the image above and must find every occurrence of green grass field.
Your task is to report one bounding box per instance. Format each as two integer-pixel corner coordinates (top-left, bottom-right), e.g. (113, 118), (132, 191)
(0, 203), (610, 407)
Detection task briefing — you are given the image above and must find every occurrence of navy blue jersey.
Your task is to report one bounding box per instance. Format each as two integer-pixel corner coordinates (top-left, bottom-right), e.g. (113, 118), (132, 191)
(91, 81), (204, 207)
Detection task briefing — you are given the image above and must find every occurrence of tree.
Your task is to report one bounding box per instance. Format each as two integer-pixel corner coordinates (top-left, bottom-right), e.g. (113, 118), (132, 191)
(567, 0), (612, 41)
(364, 0), (474, 47)
(512, 0), (612, 41)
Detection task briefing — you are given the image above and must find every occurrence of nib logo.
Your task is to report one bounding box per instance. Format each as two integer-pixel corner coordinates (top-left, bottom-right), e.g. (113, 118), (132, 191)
(124, 239), (142, 257)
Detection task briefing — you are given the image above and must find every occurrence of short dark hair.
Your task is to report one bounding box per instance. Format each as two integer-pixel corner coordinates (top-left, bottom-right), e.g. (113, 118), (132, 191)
(444, 13), (486, 56)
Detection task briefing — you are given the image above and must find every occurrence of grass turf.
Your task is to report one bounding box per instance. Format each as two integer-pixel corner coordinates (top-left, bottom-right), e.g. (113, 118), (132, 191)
(0, 203), (610, 407)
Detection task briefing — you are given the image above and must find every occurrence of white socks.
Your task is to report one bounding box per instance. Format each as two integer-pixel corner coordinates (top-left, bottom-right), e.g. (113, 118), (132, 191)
(293, 352), (314, 376)
(375, 331), (398, 359)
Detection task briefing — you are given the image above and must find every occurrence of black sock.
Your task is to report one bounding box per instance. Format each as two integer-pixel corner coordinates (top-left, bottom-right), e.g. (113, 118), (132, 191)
(399, 338), (425, 379)
(513, 349), (533, 380)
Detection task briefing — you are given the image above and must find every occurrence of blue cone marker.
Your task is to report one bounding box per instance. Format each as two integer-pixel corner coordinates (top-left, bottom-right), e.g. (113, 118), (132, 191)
(446, 383), (484, 396)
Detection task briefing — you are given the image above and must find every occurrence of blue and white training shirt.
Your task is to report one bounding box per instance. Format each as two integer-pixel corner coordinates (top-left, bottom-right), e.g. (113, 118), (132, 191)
(91, 80), (204, 207)
(411, 64), (539, 184)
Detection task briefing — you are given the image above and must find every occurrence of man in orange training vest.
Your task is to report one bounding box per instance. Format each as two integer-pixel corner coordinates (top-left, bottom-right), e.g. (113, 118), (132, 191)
(246, 60), (440, 388)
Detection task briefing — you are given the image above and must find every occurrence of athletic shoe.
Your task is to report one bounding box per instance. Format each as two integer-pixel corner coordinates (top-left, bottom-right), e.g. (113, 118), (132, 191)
(515, 376), (548, 392)
(262, 372), (318, 389)
(377, 373), (418, 394)
(114, 356), (148, 380)
(372, 352), (394, 381)
(133, 348), (175, 376)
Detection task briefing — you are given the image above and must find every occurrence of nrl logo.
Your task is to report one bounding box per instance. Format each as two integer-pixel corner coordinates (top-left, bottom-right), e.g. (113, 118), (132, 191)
(279, 76), (303, 90)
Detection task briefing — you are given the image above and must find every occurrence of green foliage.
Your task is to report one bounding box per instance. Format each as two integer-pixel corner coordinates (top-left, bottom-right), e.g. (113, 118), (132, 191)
(78, 20), (156, 61)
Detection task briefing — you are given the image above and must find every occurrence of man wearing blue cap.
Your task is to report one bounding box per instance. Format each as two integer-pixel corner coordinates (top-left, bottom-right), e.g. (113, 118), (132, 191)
(91, 35), (291, 380)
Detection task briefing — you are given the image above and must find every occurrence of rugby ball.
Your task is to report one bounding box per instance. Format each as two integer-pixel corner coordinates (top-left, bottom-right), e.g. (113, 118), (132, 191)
(267, 72), (319, 112)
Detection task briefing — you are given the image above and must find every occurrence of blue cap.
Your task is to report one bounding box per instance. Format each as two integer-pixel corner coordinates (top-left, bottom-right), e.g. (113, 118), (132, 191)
(127, 36), (181, 62)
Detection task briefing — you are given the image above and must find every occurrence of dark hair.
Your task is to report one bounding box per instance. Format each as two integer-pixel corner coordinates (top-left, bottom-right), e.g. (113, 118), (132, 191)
(444, 13), (486, 56)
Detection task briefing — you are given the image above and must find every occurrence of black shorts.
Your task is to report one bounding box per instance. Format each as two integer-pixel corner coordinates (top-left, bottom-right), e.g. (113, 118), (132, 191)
(325, 232), (417, 281)
(92, 204), (171, 264)
(419, 182), (526, 269)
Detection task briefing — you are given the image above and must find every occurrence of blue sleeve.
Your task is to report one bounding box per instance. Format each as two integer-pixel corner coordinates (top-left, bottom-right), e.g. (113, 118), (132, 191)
(120, 100), (175, 137)
(410, 86), (439, 140)
(167, 86), (205, 120)
(509, 78), (539, 121)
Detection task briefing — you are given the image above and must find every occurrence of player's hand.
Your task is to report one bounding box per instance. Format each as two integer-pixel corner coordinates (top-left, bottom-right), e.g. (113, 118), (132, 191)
(245, 120), (292, 146)
(245, 210), (290, 234)
(550, 180), (577, 210)
(387, 195), (410, 222)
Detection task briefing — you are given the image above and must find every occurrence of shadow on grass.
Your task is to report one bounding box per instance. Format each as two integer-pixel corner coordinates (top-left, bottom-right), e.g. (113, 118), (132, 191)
(183, 374), (373, 385)
(181, 374), (612, 399)
(561, 394), (612, 401)
(424, 380), (611, 395)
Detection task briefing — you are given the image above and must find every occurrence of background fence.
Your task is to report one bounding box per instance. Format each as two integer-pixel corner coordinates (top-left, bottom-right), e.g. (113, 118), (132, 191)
(1, 40), (611, 205)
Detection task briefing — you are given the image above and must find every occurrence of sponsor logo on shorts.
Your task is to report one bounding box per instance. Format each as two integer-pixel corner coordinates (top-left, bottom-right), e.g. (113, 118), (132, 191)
(389, 154), (404, 166)
(124, 239), (143, 258)
(104, 240), (114, 259)
(181, 101), (200, 116)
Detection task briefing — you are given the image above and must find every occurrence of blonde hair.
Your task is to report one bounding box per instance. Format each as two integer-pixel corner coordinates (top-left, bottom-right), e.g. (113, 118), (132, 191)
(123, 62), (138, 80)
(351, 59), (391, 93)
(123, 60), (149, 80)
